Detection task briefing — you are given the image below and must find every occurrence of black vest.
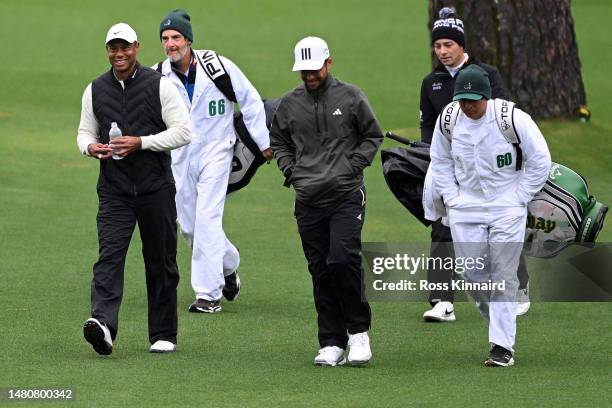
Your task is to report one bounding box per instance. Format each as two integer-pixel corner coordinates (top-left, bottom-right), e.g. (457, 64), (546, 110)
(92, 64), (172, 196)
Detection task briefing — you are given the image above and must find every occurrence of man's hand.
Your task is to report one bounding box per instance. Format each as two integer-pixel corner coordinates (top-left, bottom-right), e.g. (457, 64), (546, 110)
(87, 143), (113, 160)
(261, 147), (274, 162)
(109, 136), (142, 158)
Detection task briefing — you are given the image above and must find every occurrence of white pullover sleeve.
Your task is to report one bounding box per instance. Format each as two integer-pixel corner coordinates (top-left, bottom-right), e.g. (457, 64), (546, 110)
(76, 84), (99, 156)
(140, 76), (192, 151)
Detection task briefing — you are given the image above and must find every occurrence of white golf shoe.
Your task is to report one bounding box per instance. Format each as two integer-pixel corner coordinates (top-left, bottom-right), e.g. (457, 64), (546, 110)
(516, 286), (530, 316)
(314, 346), (345, 366)
(150, 340), (176, 353)
(347, 332), (372, 366)
(423, 301), (456, 322)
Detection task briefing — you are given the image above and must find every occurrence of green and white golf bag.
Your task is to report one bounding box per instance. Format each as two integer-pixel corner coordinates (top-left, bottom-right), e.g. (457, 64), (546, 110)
(525, 162), (608, 258)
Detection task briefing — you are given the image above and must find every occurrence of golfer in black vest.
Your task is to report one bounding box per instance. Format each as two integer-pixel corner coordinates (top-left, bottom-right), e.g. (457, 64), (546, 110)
(77, 23), (191, 355)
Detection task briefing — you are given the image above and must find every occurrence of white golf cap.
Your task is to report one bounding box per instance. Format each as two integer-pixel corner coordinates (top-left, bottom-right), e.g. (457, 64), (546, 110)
(105, 23), (138, 45)
(292, 36), (330, 71)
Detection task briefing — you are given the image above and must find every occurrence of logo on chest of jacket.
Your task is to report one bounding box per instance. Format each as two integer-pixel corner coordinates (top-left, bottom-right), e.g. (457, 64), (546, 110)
(432, 82), (442, 91)
(332, 108), (343, 116)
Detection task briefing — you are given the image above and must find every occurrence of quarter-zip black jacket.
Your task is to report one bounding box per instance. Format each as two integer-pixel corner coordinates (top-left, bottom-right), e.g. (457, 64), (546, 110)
(271, 75), (383, 207)
(419, 57), (507, 144)
(91, 64), (173, 197)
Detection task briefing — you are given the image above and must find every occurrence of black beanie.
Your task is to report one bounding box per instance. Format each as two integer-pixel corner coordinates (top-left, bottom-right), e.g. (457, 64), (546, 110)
(431, 7), (465, 48)
(160, 9), (193, 42)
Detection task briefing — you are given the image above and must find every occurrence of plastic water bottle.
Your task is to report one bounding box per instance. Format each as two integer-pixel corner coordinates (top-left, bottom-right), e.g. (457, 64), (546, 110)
(109, 122), (123, 160)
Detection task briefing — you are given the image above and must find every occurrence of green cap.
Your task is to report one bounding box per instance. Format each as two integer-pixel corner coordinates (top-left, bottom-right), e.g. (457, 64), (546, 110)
(160, 9), (193, 42)
(453, 65), (492, 101)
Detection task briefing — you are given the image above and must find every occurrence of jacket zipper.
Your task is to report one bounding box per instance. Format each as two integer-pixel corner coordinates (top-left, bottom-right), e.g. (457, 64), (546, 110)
(322, 100), (328, 132)
(314, 94), (320, 133)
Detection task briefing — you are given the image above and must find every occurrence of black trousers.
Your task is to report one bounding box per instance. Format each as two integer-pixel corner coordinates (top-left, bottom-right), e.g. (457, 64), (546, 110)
(91, 186), (179, 344)
(427, 220), (529, 305)
(295, 188), (371, 349)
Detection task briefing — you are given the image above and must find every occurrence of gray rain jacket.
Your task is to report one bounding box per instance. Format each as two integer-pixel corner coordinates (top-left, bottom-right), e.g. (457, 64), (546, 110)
(271, 76), (383, 207)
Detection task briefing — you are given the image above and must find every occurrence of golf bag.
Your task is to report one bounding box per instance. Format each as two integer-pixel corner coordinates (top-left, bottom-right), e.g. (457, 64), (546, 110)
(381, 134), (432, 226)
(524, 162), (608, 258)
(381, 134), (607, 258)
(228, 98), (280, 194)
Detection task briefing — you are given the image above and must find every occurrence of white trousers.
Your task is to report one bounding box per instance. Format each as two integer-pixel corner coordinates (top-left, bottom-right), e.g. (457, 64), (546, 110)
(172, 140), (240, 301)
(448, 207), (525, 352)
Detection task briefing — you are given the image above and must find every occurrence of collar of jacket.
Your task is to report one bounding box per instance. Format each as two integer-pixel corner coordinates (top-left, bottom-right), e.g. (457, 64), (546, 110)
(433, 55), (479, 74)
(305, 74), (336, 97)
(109, 62), (142, 86)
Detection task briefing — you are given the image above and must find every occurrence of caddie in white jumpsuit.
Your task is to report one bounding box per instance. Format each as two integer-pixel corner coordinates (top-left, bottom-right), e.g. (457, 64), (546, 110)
(430, 65), (551, 366)
(157, 10), (272, 313)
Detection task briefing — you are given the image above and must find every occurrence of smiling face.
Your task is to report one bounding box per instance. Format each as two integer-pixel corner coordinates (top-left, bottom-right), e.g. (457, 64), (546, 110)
(106, 39), (139, 80)
(433, 38), (465, 68)
(300, 58), (332, 91)
(161, 29), (191, 65)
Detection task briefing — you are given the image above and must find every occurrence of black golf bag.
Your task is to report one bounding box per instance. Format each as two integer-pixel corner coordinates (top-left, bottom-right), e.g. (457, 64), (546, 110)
(381, 136), (432, 226)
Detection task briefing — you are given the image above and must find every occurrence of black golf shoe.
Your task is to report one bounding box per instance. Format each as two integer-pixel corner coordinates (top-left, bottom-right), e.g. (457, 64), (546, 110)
(222, 271), (241, 301)
(83, 318), (113, 356)
(484, 344), (515, 367)
(188, 298), (222, 313)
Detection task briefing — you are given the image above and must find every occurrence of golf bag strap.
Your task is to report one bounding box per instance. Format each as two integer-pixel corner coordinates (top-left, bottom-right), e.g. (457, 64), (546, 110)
(494, 99), (522, 170)
(438, 101), (461, 143)
(440, 99), (523, 171)
(156, 51), (237, 103)
(194, 50), (237, 103)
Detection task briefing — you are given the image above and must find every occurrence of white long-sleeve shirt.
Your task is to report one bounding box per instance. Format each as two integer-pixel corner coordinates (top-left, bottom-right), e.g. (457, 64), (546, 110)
(430, 100), (551, 211)
(76, 75), (192, 155)
(157, 51), (269, 150)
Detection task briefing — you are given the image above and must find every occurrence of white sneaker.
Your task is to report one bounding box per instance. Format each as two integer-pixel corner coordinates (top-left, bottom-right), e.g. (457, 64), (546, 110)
(314, 346), (345, 366)
(347, 332), (372, 366)
(83, 318), (113, 356)
(150, 340), (176, 353)
(423, 301), (456, 322)
(516, 285), (530, 316)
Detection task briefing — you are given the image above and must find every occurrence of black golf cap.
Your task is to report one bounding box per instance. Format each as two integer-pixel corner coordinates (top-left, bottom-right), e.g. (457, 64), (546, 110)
(453, 65), (492, 101)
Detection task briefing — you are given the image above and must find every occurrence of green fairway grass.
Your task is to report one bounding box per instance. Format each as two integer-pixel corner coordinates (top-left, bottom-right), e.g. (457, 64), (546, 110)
(1, 1), (610, 407)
